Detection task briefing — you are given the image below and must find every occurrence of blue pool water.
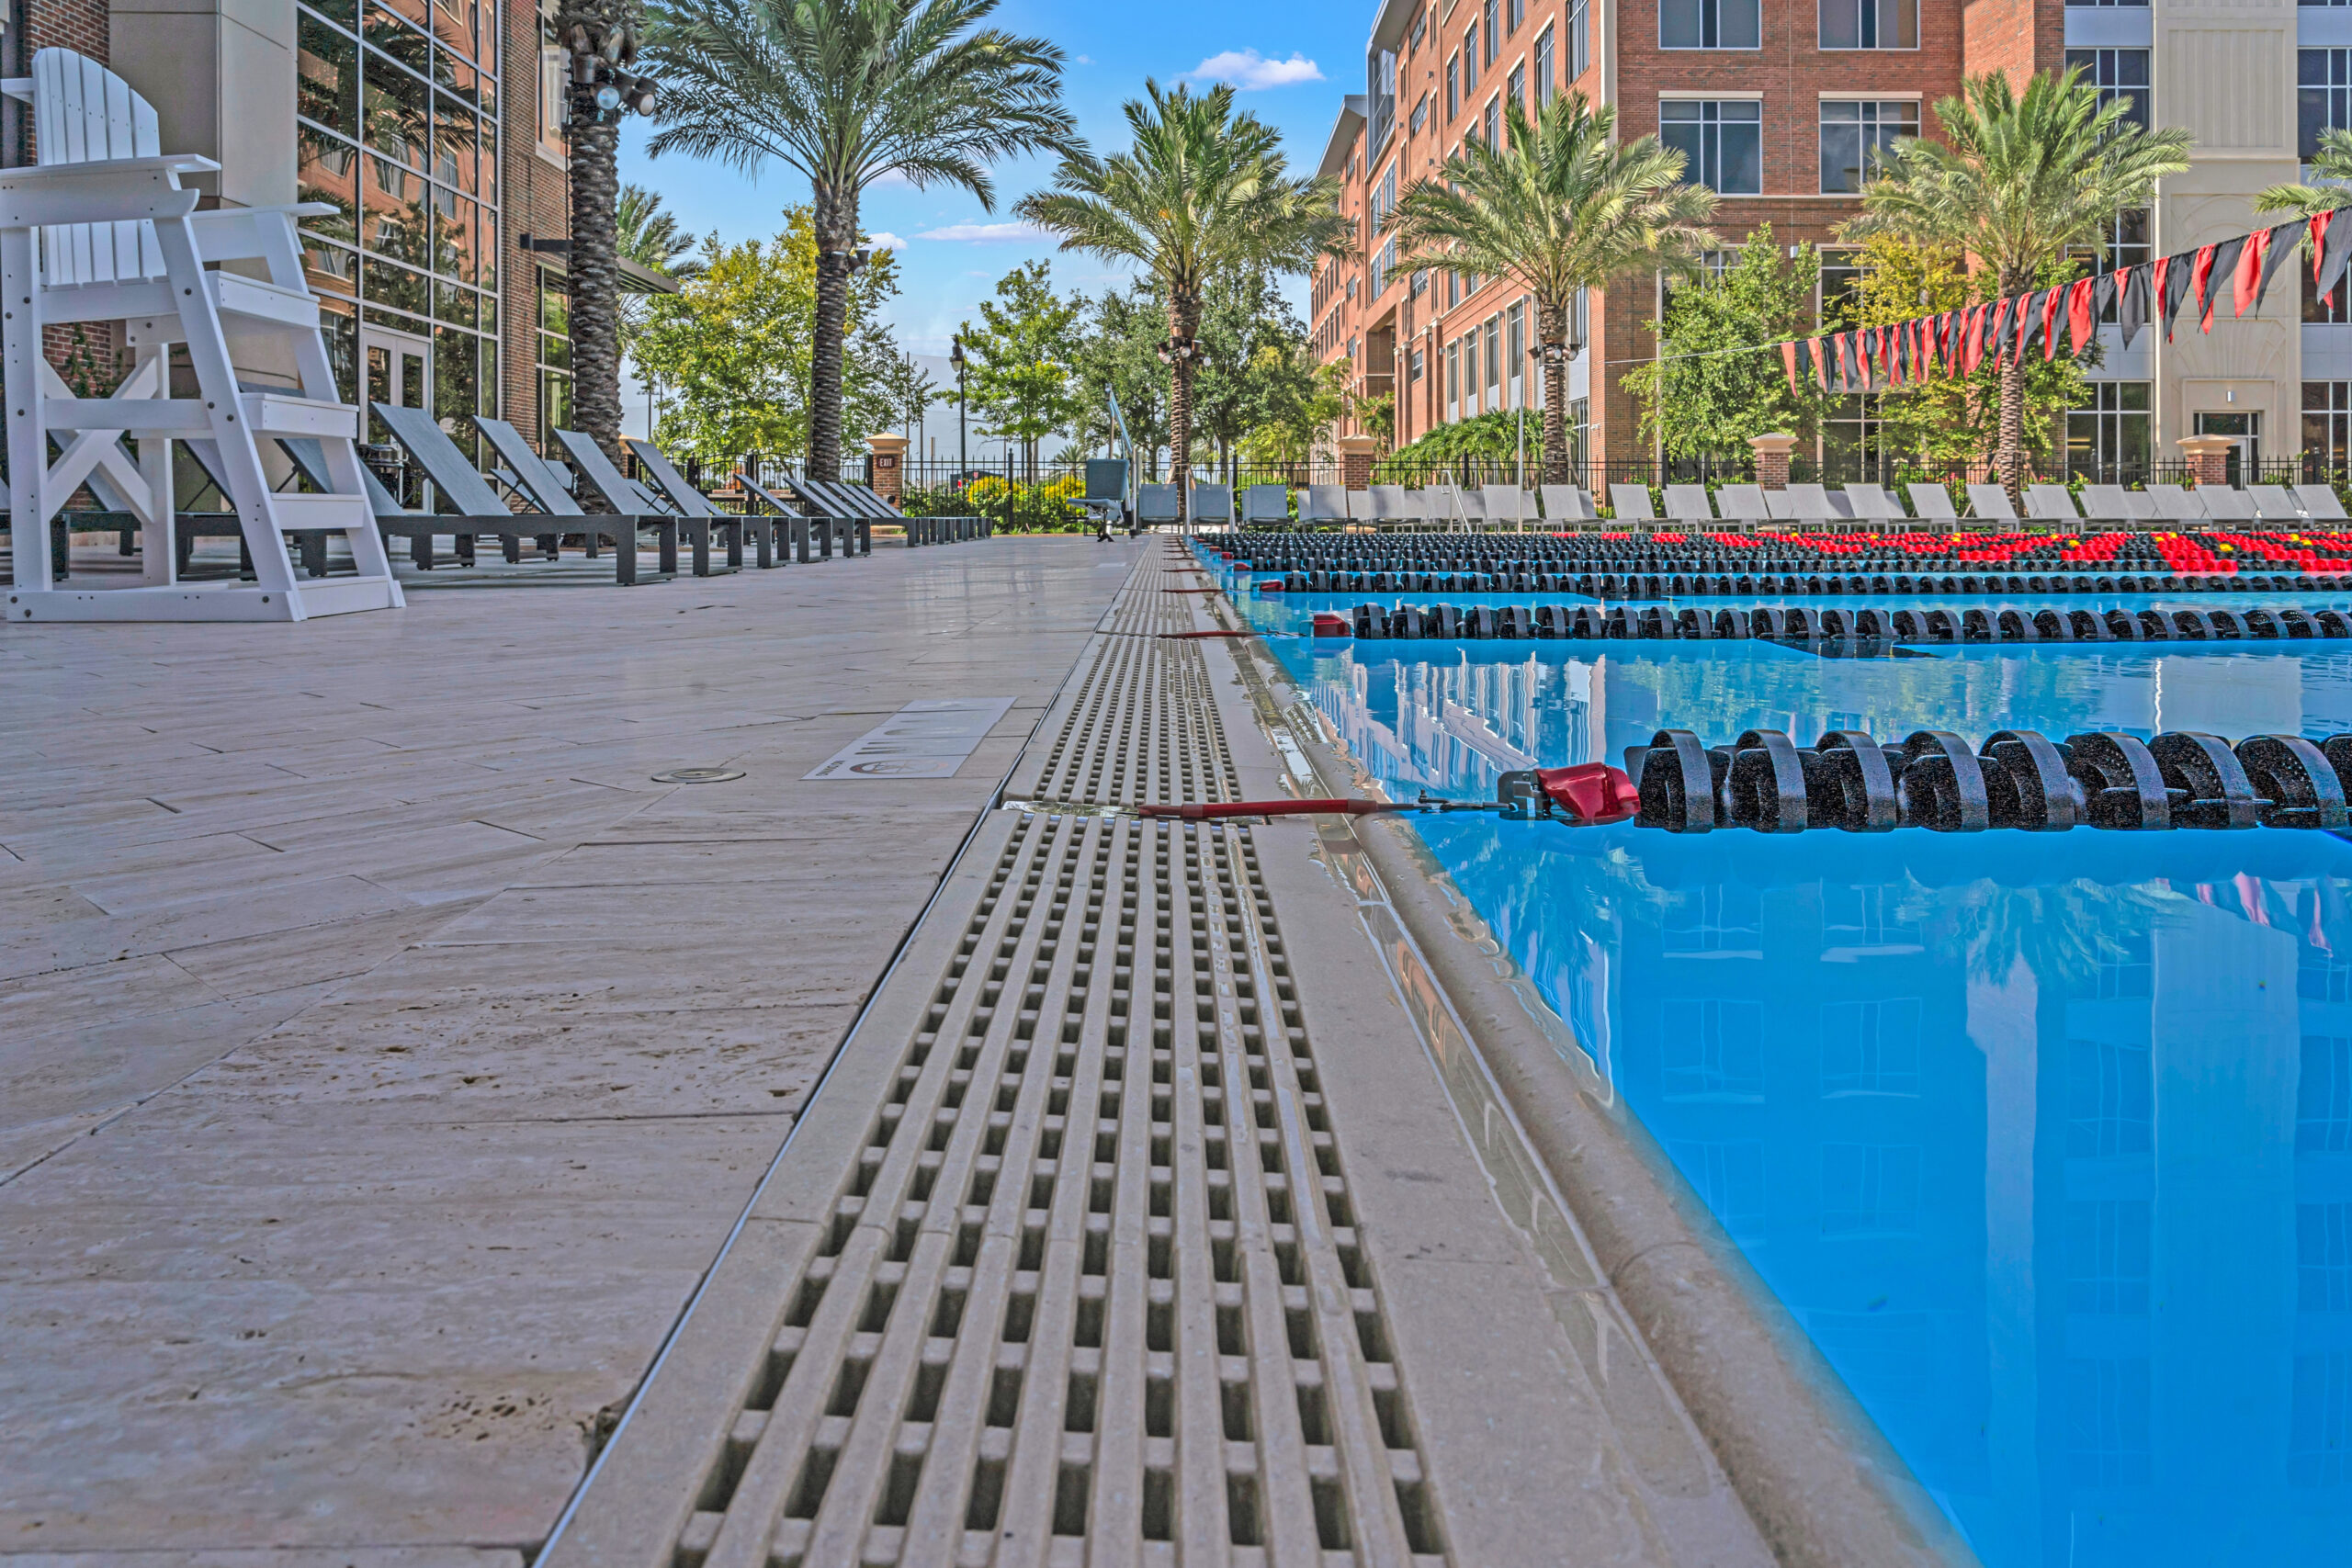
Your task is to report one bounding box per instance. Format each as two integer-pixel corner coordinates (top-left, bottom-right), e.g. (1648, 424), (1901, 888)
(1210, 551), (2352, 1566)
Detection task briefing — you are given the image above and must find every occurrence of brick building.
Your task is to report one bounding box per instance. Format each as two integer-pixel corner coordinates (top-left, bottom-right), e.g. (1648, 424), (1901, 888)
(1, 0), (621, 463)
(1313, 0), (2338, 479)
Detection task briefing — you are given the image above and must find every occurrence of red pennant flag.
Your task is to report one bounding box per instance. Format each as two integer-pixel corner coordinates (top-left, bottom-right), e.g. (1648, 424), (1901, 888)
(2041, 288), (2065, 361)
(1781, 340), (1800, 396)
(2151, 254), (2172, 338)
(1964, 304), (1988, 374)
(2315, 210), (2335, 285)
(1810, 336), (1831, 390)
(2067, 276), (2097, 355)
(2191, 243), (2218, 331)
(2234, 227), (2268, 317)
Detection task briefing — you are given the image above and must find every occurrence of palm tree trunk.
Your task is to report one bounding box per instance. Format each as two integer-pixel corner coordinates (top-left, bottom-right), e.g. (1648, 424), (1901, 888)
(1537, 300), (1570, 488)
(569, 111), (623, 458)
(1166, 291), (1198, 525)
(1995, 349), (2027, 502)
(809, 186), (854, 479)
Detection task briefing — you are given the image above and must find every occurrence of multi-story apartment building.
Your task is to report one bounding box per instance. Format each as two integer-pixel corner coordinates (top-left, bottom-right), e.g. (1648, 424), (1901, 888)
(1314, 0), (2352, 479)
(2, 0), (633, 465)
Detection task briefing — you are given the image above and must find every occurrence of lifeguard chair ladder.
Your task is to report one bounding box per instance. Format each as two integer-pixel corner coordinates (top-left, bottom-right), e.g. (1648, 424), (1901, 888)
(1, 48), (401, 621)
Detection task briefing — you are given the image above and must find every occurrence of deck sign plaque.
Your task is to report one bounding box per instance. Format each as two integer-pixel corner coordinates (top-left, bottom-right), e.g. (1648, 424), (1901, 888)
(804, 698), (1017, 780)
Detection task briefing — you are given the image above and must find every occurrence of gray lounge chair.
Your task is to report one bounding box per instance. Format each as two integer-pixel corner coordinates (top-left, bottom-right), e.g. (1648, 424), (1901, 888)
(2143, 483), (2207, 522)
(1661, 485), (1717, 525)
(1240, 483), (1292, 525)
(1962, 484), (2019, 522)
(1840, 484), (1905, 526)
(1136, 483), (1182, 528)
(371, 404), (674, 583)
(1905, 484), (1959, 525)
(2198, 486), (2256, 522)
(481, 416), (745, 578)
(2075, 485), (2133, 525)
(1713, 484), (1771, 529)
(1778, 483), (1839, 524)
(2298, 484), (2352, 522)
(1608, 484), (1657, 524)
(2024, 484), (2082, 524)
(1190, 483), (1234, 528)
(578, 433), (775, 569)
(1300, 484), (1351, 525)
(2247, 485), (2306, 522)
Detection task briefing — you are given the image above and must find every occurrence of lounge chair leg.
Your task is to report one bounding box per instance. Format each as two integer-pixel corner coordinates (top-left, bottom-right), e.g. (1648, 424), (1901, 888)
(503, 535), (522, 564)
(612, 525), (636, 585)
(539, 534), (559, 560)
(727, 519), (744, 570)
(456, 533), (476, 567)
(689, 519), (711, 577)
(658, 519), (679, 577)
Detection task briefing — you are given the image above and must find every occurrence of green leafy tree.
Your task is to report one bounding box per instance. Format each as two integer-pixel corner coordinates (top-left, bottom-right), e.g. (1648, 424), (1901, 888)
(1069, 282), (1169, 470)
(876, 349), (939, 445)
(1235, 344), (1347, 468)
(1845, 67), (2189, 497)
(956, 260), (1085, 485)
(1186, 266), (1317, 479)
(1017, 80), (1349, 518)
(643, 0), (1075, 476)
(1386, 91), (1717, 485)
(1625, 229), (1827, 460)
(633, 206), (902, 463)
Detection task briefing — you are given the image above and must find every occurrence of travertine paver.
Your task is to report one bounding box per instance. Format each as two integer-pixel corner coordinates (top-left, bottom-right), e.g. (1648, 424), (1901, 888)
(0, 537), (1141, 1550)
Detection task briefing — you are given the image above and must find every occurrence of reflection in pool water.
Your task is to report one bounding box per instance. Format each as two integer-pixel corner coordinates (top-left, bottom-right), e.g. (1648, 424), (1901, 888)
(1262, 624), (2352, 1568)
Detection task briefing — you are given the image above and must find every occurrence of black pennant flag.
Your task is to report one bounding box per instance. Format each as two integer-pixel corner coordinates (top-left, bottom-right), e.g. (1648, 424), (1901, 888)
(2256, 222), (2301, 313)
(2322, 206), (2352, 304)
(2092, 271), (2117, 332)
(2159, 253), (2193, 338)
(2117, 265), (2149, 348)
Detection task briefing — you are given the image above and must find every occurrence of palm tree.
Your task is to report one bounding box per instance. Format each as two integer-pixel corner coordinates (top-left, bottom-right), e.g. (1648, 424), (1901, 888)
(616, 184), (706, 361)
(1016, 81), (1348, 520)
(1846, 67), (2189, 498)
(2255, 127), (2352, 220)
(555, 0), (645, 458)
(1385, 92), (1717, 489)
(643, 0), (1074, 479)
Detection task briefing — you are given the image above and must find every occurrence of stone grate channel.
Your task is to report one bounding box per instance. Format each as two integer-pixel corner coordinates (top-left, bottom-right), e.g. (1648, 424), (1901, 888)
(543, 547), (1758, 1568)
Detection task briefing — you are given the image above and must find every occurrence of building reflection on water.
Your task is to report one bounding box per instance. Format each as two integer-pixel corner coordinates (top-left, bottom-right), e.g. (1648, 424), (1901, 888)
(1294, 640), (2352, 1568)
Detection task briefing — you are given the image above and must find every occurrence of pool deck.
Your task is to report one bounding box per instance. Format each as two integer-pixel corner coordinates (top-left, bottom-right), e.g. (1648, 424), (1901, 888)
(2, 536), (1779, 1566)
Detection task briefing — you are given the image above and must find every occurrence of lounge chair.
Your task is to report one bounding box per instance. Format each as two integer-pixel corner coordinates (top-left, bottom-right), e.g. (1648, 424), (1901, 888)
(587, 434), (778, 569)
(2143, 483), (2207, 522)
(2298, 484), (2352, 522)
(1608, 484), (1657, 525)
(1840, 484), (1905, 527)
(482, 416), (748, 578)
(1778, 483), (1839, 524)
(1348, 490), (1377, 523)
(1713, 484), (1772, 529)
(1905, 484), (1960, 525)
(1370, 484), (1413, 525)
(2074, 485), (2133, 525)
(371, 404), (674, 583)
(1661, 485), (1717, 525)
(2024, 484), (2083, 524)
(1136, 483), (1182, 529)
(1240, 483), (1292, 525)
(730, 473), (854, 559)
(2247, 485), (2306, 522)
(1300, 484), (1351, 525)
(2198, 486), (2256, 522)
(1537, 484), (1595, 523)
(1479, 484), (1531, 528)
(1962, 484), (2019, 522)
(1190, 483), (1234, 529)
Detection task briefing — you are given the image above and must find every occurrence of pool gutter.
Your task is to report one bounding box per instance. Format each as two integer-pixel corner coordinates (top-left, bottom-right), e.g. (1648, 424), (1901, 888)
(1216, 607), (1983, 1568)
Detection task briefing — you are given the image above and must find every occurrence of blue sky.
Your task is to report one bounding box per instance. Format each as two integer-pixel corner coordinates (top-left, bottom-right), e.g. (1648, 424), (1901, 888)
(616, 0), (1367, 355)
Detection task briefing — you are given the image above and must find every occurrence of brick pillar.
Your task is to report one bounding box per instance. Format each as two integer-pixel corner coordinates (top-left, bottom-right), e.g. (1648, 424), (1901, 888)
(2177, 434), (2233, 492)
(1749, 433), (1797, 491)
(1339, 434), (1376, 492)
(866, 434), (907, 503)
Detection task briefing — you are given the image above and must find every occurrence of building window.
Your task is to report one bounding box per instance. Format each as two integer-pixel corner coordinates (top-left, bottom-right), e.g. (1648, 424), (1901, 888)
(1509, 64), (1526, 121)
(2303, 49), (2352, 160)
(1410, 6), (1427, 50)
(1569, 0), (1591, 75)
(1410, 347), (1426, 381)
(1485, 316), (1501, 397)
(539, 45), (569, 154)
(2302, 1203), (2352, 1311)
(1447, 56), (1460, 119)
(1410, 92), (1430, 135)
(1819, 100), (1918, 193)
(1509, 0), (1525, 33)
(2083, 209), (2151, 321)
(2309, 263), (2352, 323)
(1534, 26), (1555, 106)
(1507, 301), (1526, 403)
(296, 0), (499, 450)
(537, 265), (571, 442)
(2066, 382), (2152, 478)
(1823, 393), (1892, 477)
(2067, 1038), (2154, 1157)
(1568, 396), (1590, 469)
(2307, 382), (2352, 477)
(2066, 1201), (2152, 1314)
(2290, 1352), (2352, 1491)
(1660, 100), (1762, 194)
(1484, 96), (1501, 149)
(1485, 0), (1500, 60)
(1464, 27), (1479, 91)
(1373, 237), (1396, 297)
(1446, 340), (1462, 418)
(1820, 0), (1918, 49)
(1448, 269), (1461, 308)
(1662, 0), (1761, 50)
(2305, 1035), (2352, 1153)
(2066, 49), (2152, 130)
(2070, 0), (2147, 7)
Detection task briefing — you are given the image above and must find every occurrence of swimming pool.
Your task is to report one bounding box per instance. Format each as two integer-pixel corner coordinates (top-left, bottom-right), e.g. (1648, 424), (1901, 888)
(1227, 547), (2352, 1566)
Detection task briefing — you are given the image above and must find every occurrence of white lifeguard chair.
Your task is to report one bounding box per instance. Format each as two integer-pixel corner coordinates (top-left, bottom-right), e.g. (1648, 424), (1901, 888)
(1, 48), (401, 621)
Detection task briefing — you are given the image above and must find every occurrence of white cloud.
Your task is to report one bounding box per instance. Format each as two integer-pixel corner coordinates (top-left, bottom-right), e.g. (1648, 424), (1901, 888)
(918, 220), (1054, 243)
(1185, 49), (1323, 90)
(867, 231), (909, 252)
(1075, 53), (1092, 65)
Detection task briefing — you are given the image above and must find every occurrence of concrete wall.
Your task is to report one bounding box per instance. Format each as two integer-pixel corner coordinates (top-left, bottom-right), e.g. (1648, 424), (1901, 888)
(109, 0), (297, 209)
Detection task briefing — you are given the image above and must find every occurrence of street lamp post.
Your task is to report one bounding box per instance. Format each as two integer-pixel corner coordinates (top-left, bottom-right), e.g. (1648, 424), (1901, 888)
(949, 337), (968, 482)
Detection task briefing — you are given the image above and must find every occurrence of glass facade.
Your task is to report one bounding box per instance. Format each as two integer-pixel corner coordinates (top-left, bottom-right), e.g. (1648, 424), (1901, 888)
(296, 0), (501, 459)
(1819, 100), (1919, 194)
(2068, 381), (2152, 476)
(2064, 48), (2152, 130)
(1660, 100), (1762, 193)
(2306, 382), (2352, 479)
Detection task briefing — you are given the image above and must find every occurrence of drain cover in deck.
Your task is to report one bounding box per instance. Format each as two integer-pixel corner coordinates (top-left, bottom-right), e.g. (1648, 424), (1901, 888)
(651, 767), (746, 784)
